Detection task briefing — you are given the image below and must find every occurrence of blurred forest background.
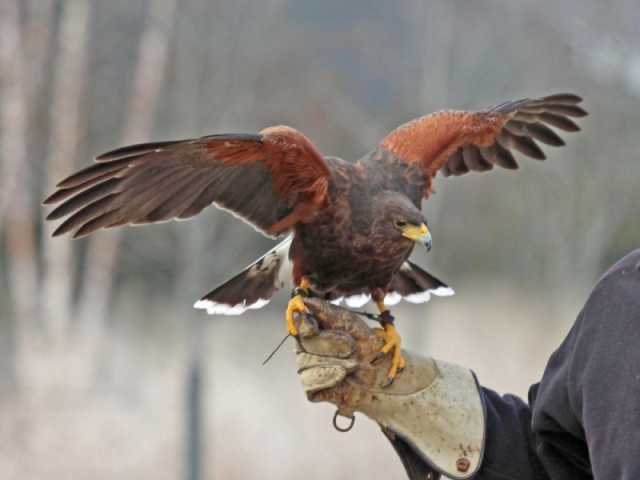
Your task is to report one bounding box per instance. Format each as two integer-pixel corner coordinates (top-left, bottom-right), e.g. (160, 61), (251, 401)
(0, 0), (639, 479)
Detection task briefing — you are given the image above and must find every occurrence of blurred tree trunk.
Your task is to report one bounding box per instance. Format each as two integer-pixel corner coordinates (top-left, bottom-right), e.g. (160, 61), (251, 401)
(409, 1), (456, 351)
(77, 0), (177, 336)
(24, 0), (56, 103)
(0, 0), (40, 362)
(42, 0), (91, 346)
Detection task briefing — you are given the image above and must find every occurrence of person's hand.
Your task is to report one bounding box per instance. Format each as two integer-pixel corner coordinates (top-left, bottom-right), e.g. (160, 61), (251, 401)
(294, 298), (485, 479)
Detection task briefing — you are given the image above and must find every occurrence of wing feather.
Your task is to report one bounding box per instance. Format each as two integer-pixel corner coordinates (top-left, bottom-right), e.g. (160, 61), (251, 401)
(377, 93), (586, 196)
(496, 131), (546, 160)
(462, 145), (492, 172)
(46, 178), (122, 220)
(505, 120), (565, 146)
(44, 126), (330, 238)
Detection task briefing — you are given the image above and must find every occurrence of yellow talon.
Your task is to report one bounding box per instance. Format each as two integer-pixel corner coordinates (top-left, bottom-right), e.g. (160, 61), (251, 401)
(375, 323), (405, 385)
(286, 294), (307, 336)
(286, 277), (311, 336)
(373, 298), (405, 385)
(398, 353), (406, 370)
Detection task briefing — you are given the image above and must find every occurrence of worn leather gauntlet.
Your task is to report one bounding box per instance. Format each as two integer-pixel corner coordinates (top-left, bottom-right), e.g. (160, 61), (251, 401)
(295, 298), (486, 480)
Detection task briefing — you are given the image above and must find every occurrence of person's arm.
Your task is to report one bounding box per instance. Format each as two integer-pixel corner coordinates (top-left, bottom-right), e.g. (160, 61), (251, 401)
(478, 387), (549, 480)
(564, 254), (640, 479)
(294, 298), (549, 480)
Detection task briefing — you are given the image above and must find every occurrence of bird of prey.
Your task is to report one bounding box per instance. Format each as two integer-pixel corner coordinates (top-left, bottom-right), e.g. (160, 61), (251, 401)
(44, 93), (587, 384)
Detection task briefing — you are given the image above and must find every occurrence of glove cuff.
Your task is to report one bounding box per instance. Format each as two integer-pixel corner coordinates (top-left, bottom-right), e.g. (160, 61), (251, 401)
(358, 357), (485, 479)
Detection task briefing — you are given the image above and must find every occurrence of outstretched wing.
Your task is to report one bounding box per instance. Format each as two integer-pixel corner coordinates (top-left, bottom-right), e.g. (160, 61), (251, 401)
(377, 93), (587, 196)
(44, 126), (330, 238)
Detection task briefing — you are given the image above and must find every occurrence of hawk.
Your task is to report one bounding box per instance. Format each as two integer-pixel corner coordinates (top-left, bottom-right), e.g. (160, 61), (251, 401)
(44, 93), (587, 384)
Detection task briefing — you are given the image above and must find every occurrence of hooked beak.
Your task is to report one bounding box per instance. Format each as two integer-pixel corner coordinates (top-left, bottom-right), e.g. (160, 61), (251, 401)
(401, 223), (432, 252)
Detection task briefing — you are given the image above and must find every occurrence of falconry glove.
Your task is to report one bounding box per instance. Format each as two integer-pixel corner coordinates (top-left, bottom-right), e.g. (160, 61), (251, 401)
(294, 298), (486, 480)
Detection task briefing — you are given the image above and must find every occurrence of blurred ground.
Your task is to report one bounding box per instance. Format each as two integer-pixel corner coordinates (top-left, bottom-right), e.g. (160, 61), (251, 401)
(1, 0), (639, 478)
(0, 281), (584, 479)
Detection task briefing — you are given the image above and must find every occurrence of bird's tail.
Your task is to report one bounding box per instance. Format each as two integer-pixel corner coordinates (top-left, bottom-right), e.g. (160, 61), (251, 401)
(386, 261), (454, 304)
(329, 261), (454, 308)
(194, 237), (292, 315)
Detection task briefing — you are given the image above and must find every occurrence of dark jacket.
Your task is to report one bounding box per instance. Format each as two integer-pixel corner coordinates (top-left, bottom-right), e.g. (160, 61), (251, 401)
(392, 249), (640, 480)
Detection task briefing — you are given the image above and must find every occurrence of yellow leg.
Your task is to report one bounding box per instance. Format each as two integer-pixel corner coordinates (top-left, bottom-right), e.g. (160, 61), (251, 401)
(285, 278), (311, 336)
(374, 300), (406, 385)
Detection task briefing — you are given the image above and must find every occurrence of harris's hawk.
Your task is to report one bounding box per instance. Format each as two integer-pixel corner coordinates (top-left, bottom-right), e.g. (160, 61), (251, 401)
(44, 93), (587, 384)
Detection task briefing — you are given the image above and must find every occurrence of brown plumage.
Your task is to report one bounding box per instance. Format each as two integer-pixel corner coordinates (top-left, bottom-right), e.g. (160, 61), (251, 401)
(44, 127), (329, 238)
(379, 93), (586, 194)
(44, 92), (586, 321)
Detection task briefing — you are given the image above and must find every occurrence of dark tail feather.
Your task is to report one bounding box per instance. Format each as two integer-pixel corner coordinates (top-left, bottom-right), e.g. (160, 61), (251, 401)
(385, 261), (454, 305)
(324, 261), (453, 308)
(193, 238), (292, 315)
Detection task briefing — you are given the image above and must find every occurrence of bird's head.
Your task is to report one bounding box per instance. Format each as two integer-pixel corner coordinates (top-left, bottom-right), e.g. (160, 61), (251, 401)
(374, 192), (432, 252)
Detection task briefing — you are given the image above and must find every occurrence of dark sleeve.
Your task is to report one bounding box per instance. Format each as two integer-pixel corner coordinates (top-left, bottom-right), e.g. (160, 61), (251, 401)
(530, 249), (640, 479)
(474, 388), (550, 480)
(384, 429), (444, 480)
(566, 253), (640, 479)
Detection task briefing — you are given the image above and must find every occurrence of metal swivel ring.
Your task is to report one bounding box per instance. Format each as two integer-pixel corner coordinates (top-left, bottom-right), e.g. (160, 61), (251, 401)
(332, 410), (355, 433)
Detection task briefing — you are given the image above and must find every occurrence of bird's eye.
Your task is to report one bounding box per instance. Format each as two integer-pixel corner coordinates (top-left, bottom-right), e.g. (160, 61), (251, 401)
(395, 220), (407, 228)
